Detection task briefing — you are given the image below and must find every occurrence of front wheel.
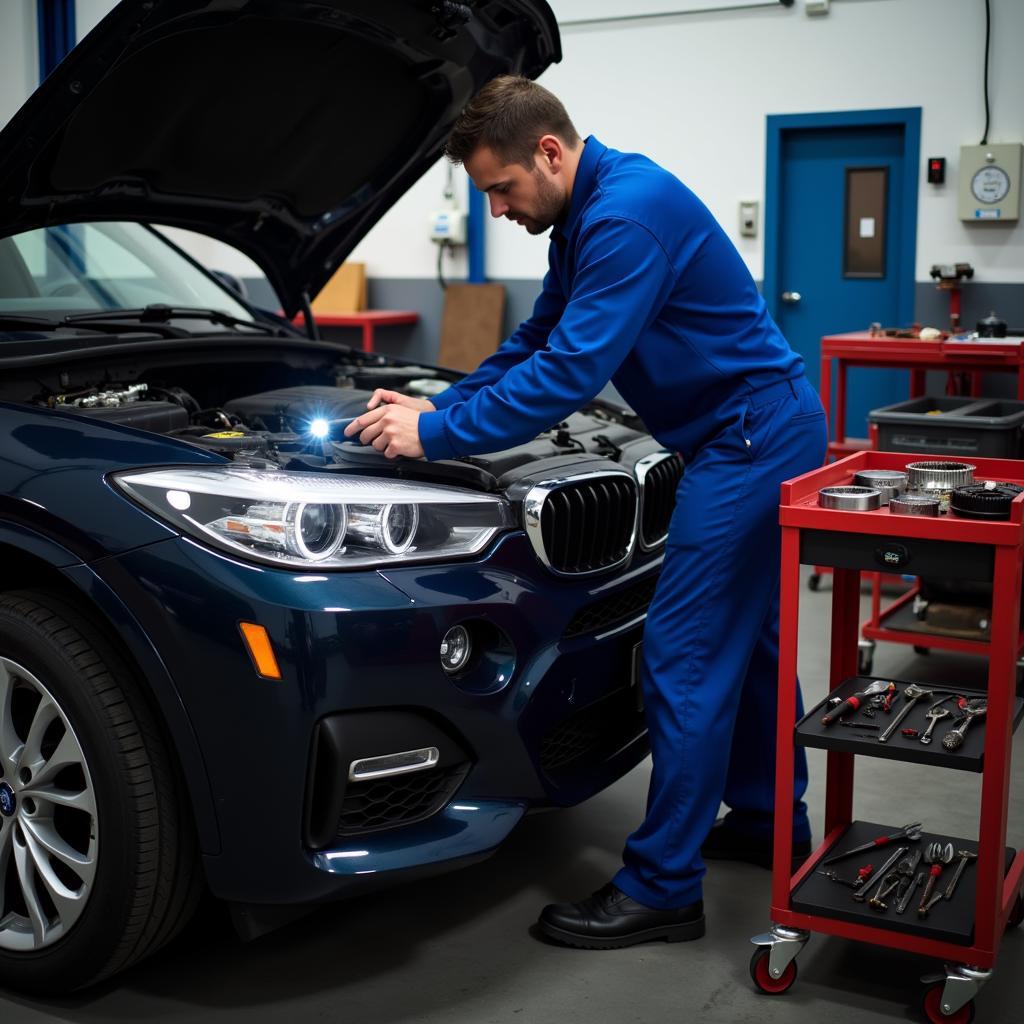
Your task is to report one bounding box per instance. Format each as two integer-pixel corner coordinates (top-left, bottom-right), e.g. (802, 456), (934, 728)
(0, 591), (200, 992)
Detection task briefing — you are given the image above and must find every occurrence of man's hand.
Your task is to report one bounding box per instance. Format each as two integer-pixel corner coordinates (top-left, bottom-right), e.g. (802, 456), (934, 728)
(367, 389), (436, 413)
(344, 403), (425, 459)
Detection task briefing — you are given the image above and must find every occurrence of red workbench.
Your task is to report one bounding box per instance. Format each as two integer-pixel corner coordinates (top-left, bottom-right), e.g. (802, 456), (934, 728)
(820, 331), (1024, 460)
(292, 310), (419, 353)
(750, 451), (1024, 1022)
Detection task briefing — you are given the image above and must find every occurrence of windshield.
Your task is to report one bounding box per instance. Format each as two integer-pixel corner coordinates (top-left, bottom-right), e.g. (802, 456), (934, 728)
(0, 222), (252, 319)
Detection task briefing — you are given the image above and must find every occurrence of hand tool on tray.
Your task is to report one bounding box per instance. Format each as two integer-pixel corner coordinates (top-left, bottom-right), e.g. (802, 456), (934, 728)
(821, 678), (894, 726)
(892, 849), (923, 902)
(920, 707), (951, 745)
(853, 846), (909, 904)
(918, 842), (955, 917)
(878, 684), (933, 743)
(869, 867), (908, 912)
(823, 823), (922, 865)
(942, 850), (978, 902)
(942, 700), (987, 752)
(896, 869), (924, 914)
(817, 863), (874, 889)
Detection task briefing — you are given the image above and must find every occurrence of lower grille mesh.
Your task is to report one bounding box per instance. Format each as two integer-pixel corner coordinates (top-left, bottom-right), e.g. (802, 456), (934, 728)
(540, 686), (646, 776)
(563, 575), (660, 639)
(336, 764), (469, 837)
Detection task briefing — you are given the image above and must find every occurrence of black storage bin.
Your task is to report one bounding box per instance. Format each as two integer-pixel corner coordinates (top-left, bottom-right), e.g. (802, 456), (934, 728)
(869, 396), (1024, 458)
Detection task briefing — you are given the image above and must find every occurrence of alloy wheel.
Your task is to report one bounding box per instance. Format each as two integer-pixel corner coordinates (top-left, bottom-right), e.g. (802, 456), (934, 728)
(0, 656), (98, 951)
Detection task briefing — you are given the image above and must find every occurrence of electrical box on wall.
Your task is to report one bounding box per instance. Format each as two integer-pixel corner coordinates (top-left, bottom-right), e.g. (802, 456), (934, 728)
(739, 200), (758, 237)
(958, 143), (1022, 222)
(429, 208), (466, 245)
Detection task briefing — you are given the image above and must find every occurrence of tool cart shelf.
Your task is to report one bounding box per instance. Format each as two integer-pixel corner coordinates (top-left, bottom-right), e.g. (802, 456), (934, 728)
(797, 676), (1024, 772)
(751, 451), (1024, 1023)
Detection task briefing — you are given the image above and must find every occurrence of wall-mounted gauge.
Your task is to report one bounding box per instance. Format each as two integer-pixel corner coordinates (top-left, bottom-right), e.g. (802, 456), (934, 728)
(959, 143), (1022, 221)
(971, 165), (1010, 204)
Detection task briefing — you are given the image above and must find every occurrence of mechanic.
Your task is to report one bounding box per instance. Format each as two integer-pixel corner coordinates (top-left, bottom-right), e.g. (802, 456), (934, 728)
(344, 75), (827, 948)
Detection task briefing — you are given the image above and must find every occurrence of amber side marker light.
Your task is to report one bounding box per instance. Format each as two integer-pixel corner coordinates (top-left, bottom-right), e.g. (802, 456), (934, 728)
(238, 622), (282, 680)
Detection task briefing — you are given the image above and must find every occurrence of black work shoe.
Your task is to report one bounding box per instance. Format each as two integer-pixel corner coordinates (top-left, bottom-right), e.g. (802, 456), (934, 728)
(537, 883), (705, 949)
(700, 818), (812, 871)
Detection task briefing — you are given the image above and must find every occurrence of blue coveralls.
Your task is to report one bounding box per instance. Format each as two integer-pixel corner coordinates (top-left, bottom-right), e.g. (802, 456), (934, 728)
(419, 137), (828, 909)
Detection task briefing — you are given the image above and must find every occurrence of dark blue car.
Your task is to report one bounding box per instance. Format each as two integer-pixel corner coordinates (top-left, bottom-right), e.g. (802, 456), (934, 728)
(0, 0), (678, 992)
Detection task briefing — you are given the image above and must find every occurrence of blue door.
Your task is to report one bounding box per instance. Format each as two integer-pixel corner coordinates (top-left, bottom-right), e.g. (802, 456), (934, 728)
(765, 110), (920, 443)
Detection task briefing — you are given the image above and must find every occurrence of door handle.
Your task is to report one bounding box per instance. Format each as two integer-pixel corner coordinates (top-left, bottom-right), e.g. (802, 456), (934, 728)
(781, 291), (802, 304)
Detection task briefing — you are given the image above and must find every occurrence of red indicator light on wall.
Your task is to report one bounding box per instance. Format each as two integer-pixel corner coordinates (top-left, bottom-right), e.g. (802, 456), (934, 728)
(927, 157), (946, 185)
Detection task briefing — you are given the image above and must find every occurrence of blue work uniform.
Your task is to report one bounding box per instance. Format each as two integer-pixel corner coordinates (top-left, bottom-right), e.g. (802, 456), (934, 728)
(419, 136), (827, 909)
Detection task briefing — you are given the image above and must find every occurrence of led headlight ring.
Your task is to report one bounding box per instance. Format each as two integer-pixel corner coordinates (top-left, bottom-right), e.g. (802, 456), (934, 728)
(284, 502), (347, 561)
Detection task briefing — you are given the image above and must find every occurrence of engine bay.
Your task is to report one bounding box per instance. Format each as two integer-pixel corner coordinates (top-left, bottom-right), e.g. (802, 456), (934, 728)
(12, 344), (660, 490)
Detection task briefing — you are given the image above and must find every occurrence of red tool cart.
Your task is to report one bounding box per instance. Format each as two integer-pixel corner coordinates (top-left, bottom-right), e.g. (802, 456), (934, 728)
(750, 451), (1024, 1022)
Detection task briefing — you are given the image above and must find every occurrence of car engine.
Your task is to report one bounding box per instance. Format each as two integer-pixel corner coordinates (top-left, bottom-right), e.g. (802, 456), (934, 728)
(22, 354), (661, 489)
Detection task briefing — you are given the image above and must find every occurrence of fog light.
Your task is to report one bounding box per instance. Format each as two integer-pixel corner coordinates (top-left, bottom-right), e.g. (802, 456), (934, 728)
(440, 624), (472, 674)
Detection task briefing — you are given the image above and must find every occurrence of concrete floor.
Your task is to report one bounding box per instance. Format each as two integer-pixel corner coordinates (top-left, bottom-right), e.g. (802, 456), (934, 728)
(2, 572), (1022, 1023)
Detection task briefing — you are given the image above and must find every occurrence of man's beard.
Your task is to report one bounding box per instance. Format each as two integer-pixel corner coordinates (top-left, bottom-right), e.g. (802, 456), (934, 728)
(522, 167), (567, 234)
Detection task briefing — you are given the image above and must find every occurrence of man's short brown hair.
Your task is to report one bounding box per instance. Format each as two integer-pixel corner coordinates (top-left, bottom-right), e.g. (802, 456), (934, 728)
(445, 75), (579, 168)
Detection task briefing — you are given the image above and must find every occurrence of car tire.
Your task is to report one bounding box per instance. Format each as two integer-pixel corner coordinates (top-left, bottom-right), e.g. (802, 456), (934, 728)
(0, 590), (201, 993)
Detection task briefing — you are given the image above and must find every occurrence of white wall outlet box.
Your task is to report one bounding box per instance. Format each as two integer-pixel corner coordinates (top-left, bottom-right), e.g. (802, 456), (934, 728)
(739, 200), (759, 237)
(804, 0), (830, 15)
(429, 208), (467, 245)
(958, 143), (1022, 222)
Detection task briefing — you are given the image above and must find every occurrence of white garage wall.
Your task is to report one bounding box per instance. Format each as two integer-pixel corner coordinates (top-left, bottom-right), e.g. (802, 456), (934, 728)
(354, 0), (1024, 285)
(0, 2), (39, 129)
(75, 0), (115, 39)
(2, 0), (1022, 290)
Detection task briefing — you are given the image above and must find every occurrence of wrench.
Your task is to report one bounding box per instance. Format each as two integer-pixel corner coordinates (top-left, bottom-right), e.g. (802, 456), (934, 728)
(854, 846), (909, 903)
(943, 850), (978, 901)
(822, 823), (922, 864)
(879, 684), (933, 743)
(896, 870), (924, 914)
(920, 706), (951, 745)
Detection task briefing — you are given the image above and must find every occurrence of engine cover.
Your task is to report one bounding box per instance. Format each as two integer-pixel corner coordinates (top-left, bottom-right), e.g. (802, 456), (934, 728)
(72, 400), (188, 433)
(224, 386), (370, 433)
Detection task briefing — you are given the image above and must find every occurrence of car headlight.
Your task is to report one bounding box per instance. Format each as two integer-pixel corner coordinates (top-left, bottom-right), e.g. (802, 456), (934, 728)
(112, 467), (515, 569)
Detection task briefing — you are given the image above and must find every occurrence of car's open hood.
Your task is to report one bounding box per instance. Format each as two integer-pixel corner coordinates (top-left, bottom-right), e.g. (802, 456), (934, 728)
(0, 0), (559, 316)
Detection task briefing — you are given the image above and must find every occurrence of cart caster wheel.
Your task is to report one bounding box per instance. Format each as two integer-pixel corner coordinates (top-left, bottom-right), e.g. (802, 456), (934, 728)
(749, 947), (798, 995)
(914, 645), (931, 656)
(808, 574), (821, 592)
(922, 984), (975, 1023)
(857, 648), (874, 675)
(1007, 893), (1024, 930)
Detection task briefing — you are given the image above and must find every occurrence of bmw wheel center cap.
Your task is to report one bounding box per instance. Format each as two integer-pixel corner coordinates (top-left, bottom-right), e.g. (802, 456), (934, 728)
(0, 782), (15, 816)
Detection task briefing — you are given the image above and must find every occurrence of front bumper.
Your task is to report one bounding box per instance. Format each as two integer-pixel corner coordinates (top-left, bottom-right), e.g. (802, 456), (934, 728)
(100, 531), (658, 904)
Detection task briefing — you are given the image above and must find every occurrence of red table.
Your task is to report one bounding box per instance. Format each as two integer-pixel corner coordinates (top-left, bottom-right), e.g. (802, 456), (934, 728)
(292, 310), (419, 353)
(820, 331), (1024, 460)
